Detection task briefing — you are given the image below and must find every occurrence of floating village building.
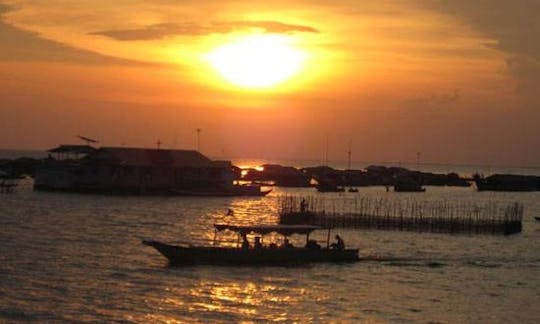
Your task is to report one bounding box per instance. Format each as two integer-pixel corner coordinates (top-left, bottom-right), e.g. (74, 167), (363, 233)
(34, 145), (248, 195)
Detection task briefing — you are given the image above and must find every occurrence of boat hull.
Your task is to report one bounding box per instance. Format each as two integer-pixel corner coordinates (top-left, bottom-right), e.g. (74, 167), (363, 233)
(143, 240), (359, 265)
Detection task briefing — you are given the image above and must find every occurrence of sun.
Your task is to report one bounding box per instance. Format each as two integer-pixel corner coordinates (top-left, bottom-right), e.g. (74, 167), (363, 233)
(206, 34), (307, 89)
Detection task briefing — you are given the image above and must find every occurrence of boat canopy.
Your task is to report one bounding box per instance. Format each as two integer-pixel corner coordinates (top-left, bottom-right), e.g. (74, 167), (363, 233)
(214, 224), (322, 236)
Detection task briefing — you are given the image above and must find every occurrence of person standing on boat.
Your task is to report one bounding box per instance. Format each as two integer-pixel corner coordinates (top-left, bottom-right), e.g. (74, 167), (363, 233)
(254, 236), (263, 249)
(331, 235), (345, 250)
(281, 238), (293, 249)
(241, 234), (249, 249)
(300, 198), (308, 213)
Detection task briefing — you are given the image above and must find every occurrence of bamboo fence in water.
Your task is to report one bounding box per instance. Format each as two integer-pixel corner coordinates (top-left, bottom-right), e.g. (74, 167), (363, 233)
(278, 195), (523, 235)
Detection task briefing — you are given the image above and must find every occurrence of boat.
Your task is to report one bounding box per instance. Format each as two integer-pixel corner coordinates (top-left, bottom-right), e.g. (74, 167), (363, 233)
(171, 184), (271, 197)
(473, 174), (539, 192)
(143, 224), (359, 265)
(535, 217), (540, 222)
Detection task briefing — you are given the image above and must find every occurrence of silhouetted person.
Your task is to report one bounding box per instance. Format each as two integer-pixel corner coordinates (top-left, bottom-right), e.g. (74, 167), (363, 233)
(254, 236), (263, 249)
(226, 208), (234, 216)
(281, 238), (293, 249)
(300, 199), (307, 213)
(241, 234), (249, 249)
(330, 235), (345, 250)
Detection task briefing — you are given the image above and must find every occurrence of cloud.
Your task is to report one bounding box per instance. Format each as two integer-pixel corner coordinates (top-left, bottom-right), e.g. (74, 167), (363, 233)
(506, 55), (540, 98)
(89, 20), (319, 41)
(428, 0), (540, 103)
(403, 89), (460, 108)
(0, 3), (154, 65)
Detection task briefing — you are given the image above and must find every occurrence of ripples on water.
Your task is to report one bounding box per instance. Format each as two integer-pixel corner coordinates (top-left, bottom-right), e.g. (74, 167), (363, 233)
(1, 179), (539, 322)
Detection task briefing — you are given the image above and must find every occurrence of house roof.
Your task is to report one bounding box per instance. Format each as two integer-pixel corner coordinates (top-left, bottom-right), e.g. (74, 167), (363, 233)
(48, 145), (96, 154)
(90, 147), (231, 168)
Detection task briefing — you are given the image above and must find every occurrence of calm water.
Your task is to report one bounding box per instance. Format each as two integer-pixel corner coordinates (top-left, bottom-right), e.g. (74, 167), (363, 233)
(1, 176), (540, 322)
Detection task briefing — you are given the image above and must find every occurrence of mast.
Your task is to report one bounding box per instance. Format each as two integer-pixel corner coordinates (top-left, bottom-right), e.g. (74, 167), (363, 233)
(196, 128), (201, 152)
(347, 139), (352, 170)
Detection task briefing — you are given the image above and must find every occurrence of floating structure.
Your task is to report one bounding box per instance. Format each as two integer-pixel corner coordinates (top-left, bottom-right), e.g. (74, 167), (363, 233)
(34, 145), (267, 196)
(279, 195), (523, 235)
(143, 224), (359, 265)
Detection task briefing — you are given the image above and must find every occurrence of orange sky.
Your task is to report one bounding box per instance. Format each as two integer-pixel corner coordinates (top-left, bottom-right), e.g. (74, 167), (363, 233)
(1, 0), (539, 166)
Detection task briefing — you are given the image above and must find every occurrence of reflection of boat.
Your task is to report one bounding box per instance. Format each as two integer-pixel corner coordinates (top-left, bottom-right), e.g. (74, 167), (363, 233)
(143, 224), (359, 265)
(171, 185), (271, 197)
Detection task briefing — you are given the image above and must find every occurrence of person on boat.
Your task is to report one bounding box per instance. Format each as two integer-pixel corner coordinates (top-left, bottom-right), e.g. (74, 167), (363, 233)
(330, 235), (345, 250)
(226, 208), (234, 216)
(241, 234), (249, 249)
(254, 236), (263, 249)
(300, 199), (308, 213)
(281, 238), (294, 249)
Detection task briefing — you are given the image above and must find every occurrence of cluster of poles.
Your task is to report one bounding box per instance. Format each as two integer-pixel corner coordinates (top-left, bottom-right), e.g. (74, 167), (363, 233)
(278, 195), (524, 235)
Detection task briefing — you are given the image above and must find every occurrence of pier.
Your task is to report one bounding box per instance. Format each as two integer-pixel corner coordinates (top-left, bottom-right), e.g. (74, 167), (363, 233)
(279, 195), (523, 235)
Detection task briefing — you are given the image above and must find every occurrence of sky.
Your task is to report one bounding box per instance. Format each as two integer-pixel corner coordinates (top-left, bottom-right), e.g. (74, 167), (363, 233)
(1, 0), (539, 167)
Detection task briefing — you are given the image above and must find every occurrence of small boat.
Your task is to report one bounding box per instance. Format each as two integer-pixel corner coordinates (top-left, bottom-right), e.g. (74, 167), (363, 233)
(143, 224), (359, 265)
(535, 217), (540, 222)
(348, 187), (359, 192)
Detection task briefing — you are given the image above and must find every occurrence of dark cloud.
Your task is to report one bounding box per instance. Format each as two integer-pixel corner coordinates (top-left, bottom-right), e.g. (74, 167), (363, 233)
(403, 89), (460, 108)
(0, 4), (154, 65)
(427, 0), (540, 102)
(89, 21), (319, 41)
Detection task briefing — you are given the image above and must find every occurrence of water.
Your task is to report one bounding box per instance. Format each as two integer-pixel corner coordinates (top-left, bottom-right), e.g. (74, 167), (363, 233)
(1, 178), (540, 322)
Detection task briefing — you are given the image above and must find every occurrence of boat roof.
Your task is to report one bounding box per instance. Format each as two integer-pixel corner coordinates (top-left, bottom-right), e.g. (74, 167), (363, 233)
(214, 224), (322, 236)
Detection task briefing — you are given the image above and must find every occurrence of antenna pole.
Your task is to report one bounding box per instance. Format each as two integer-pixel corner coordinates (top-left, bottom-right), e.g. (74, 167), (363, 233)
(325, 134), (329, 166)
(347, 139), (352, 170)
(196, 128), (201, 152)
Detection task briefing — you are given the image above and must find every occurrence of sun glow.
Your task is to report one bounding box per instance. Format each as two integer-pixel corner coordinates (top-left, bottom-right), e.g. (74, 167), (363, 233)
(206, 35), (307, 89)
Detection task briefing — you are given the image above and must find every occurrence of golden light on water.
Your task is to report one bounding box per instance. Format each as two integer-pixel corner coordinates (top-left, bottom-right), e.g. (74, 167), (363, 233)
(205, 34), (307, 89)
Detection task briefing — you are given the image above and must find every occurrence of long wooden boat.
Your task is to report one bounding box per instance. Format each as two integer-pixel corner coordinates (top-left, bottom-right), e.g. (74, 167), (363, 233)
(171, 185), (272, 197)
(143, 224), (359, 265)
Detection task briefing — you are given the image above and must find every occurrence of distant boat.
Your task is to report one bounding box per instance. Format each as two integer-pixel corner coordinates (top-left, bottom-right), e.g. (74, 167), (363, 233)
(143, 224), (359, 265)
(535, 217), (540, 222)
(348, 187), (359, 192)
